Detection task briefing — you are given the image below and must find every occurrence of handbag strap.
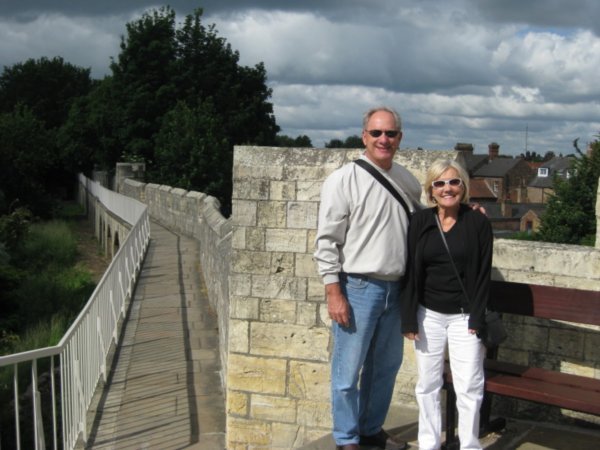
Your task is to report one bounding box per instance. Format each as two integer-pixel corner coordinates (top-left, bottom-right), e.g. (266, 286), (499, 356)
(353, 159), (412, 219)
(434, 214), (469, 312)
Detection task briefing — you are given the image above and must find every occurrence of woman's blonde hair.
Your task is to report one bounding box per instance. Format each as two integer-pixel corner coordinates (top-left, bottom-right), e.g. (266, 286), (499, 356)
(425, 158), (470, 206)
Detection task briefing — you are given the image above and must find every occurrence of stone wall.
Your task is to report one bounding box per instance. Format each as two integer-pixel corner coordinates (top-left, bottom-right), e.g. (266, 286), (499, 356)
(120, 179), (232, 380)
(120, 147), (600, 449)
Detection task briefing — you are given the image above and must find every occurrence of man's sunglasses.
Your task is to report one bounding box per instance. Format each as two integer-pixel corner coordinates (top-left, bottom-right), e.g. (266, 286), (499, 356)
(366, 129), (400, 138)
(431, 178), (463, 189)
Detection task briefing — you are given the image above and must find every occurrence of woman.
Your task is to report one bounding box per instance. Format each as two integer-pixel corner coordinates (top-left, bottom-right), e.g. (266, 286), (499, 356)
(401, 159), (493, 450)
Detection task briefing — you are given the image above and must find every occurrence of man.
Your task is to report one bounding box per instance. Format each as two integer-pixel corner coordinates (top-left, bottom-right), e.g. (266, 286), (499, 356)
(314, 106), (422, 450)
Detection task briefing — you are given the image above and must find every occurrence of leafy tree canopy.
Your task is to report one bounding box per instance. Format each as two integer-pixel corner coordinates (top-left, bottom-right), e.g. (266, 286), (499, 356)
(537, 138), (600, 245)
(61, 6), (279, 211)
(325, 135), (363, 148)
(274, 134), (313, 147)
(0, 56), (93, 129)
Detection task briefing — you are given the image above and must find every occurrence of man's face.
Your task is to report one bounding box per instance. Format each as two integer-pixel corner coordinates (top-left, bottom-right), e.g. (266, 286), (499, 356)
(361, 110), (402, 170)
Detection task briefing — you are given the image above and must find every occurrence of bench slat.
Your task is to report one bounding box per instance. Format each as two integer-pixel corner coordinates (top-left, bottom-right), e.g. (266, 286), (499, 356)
(489, 281), (600, 325)
(484, 360), (600, 393)
(484, 374), (600, 415)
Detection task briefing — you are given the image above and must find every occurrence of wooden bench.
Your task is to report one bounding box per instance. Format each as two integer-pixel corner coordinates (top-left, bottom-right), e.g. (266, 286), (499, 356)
(442, 280), (600, 448)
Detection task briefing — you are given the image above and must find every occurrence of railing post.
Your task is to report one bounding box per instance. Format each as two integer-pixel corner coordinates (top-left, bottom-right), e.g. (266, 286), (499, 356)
(14, 364), (21, 450)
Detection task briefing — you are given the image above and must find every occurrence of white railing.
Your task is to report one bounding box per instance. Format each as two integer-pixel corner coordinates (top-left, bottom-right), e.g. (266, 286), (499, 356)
(0, 175), (150, 450)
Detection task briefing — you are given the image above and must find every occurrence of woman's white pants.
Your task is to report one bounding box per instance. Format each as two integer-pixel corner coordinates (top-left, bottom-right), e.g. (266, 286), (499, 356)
(414, 306), (485, 450)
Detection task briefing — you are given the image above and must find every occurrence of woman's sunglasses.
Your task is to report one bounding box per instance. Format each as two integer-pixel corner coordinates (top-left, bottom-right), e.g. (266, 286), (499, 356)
(431, 178), (463, 189)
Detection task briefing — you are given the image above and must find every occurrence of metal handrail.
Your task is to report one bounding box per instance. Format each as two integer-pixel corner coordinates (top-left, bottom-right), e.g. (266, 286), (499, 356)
(0, 175), (150, 449)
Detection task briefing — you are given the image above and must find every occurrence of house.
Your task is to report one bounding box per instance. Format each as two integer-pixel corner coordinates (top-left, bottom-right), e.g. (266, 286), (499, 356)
(456, 142), (536, 203)
(527, 156), (575, 203)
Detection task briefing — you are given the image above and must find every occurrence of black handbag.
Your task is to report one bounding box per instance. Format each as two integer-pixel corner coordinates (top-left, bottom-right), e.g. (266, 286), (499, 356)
(434, 215), (507, 349)
(478, 310), (508, 349)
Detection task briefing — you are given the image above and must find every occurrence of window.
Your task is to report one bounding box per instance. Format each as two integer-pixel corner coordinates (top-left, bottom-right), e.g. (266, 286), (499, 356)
(538, 167), (549, 177)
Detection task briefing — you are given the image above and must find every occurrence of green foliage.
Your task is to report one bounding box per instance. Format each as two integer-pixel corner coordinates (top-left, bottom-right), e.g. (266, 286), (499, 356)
(0, 56), (93, 130)
(0, 217), (95, 336)
(14, 221), (78, 270)
(154, 100), (231, 199)
(537, 139), (600, 245)
(325, 135), (364, 148)
(274, 134), (313, 147)
(0, 107), (59, 217)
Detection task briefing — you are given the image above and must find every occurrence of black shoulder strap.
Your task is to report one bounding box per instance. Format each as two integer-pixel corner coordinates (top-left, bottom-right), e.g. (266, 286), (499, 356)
(353, 159), (412, 219)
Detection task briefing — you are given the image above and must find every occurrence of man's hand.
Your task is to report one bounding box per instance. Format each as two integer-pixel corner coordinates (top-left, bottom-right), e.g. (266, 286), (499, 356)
(326, 282), (351, 327)
(469, 202), (487, 215)
(403, 332), (420, 341)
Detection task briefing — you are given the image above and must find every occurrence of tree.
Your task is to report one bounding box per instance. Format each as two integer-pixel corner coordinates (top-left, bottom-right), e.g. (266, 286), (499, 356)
(537, 138), (600, 245)
(274, 134), (313, 147)
(0, 56), (92, 130)
(109, 7), (178, 164)
(325, 135), (363, 148)
(0, 106), (57, 216)
(154, 101), (231, 203)
(98, 7), (279, 210)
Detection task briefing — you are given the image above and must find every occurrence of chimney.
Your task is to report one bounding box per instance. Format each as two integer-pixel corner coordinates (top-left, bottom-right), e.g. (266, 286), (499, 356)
(488, 142), (499, 160)
(454, 143), (474, 154)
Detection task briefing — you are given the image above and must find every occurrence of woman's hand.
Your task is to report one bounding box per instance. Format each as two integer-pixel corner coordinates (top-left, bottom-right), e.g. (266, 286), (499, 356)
(403, 332), (420, 341)
(468, 329), (478, 335)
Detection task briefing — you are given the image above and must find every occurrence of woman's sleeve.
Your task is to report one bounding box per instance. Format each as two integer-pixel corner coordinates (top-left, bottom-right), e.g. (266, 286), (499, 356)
(468, 214), (493, 330)
(400, 215), (422, 334)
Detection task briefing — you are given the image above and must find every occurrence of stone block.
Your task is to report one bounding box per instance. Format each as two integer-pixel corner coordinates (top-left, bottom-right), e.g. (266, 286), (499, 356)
(227, 416), (271, 447)
(271, 252), (295, 275)
(583, 328), (600, 363)
(246, 227), (265, 251)
(296, 399), (332, 427)
(230, 296), (259, 320)
(271, 423), (304, 449)
(296, 181), (323, 202)
(296, 253), (317, 277)
(232, 200), (257, 226)
(232, 178), (270, 200)
(251, 275), (307, 301)
(229, 274), (252, 297)
(257, 201), (287, 227)
(296, 302), (317, 326)
(227, 354), (287, 395)
(227, 390), (248, 416)
(259, 299), (297, 323)
(289, 361), (330, 400)
(250, 322), (330, 361)
(232, 250), (271, 274)
(307, 277), (326, 302)
(266, 228), (307, 253)
(548, 326), (585, 359)
(250, 394), (297, 422)
(287, 201), (318, 229)
(229, 319), (249, 353)
(231, 226), (246, 250)
(505, 322), (549, 353)
(270, 181), (297, 201)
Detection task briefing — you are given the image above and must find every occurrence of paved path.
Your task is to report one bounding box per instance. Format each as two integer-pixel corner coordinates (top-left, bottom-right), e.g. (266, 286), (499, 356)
(84, 221), (225, 449)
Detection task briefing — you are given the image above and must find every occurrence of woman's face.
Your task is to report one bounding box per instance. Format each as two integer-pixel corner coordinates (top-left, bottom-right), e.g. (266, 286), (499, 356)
(431, 168), (464, 211)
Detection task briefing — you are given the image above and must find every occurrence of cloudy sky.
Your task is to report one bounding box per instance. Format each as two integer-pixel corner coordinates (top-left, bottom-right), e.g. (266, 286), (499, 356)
(2, 1), (600, 156)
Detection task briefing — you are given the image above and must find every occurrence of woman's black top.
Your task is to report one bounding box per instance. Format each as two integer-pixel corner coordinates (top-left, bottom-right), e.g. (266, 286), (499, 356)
(400, 204), (493, 334)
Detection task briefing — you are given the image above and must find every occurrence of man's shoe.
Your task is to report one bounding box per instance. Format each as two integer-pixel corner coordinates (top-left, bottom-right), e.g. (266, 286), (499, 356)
(335, 444), (359, 450)
(359, 429), (408, 450)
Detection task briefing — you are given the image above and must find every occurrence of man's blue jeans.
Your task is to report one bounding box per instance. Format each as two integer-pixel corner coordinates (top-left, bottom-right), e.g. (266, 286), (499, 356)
(332, 273), (403, 445)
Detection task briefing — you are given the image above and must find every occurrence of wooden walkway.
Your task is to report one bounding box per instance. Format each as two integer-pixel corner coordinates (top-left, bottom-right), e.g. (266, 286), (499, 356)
(83, 221), (225, 449)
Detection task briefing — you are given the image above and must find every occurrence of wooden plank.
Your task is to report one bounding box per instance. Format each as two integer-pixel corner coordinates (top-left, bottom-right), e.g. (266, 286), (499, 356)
(484, 360), (600, 393)
(489, 281), (600, 325)
(484, 375), (600, 415)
